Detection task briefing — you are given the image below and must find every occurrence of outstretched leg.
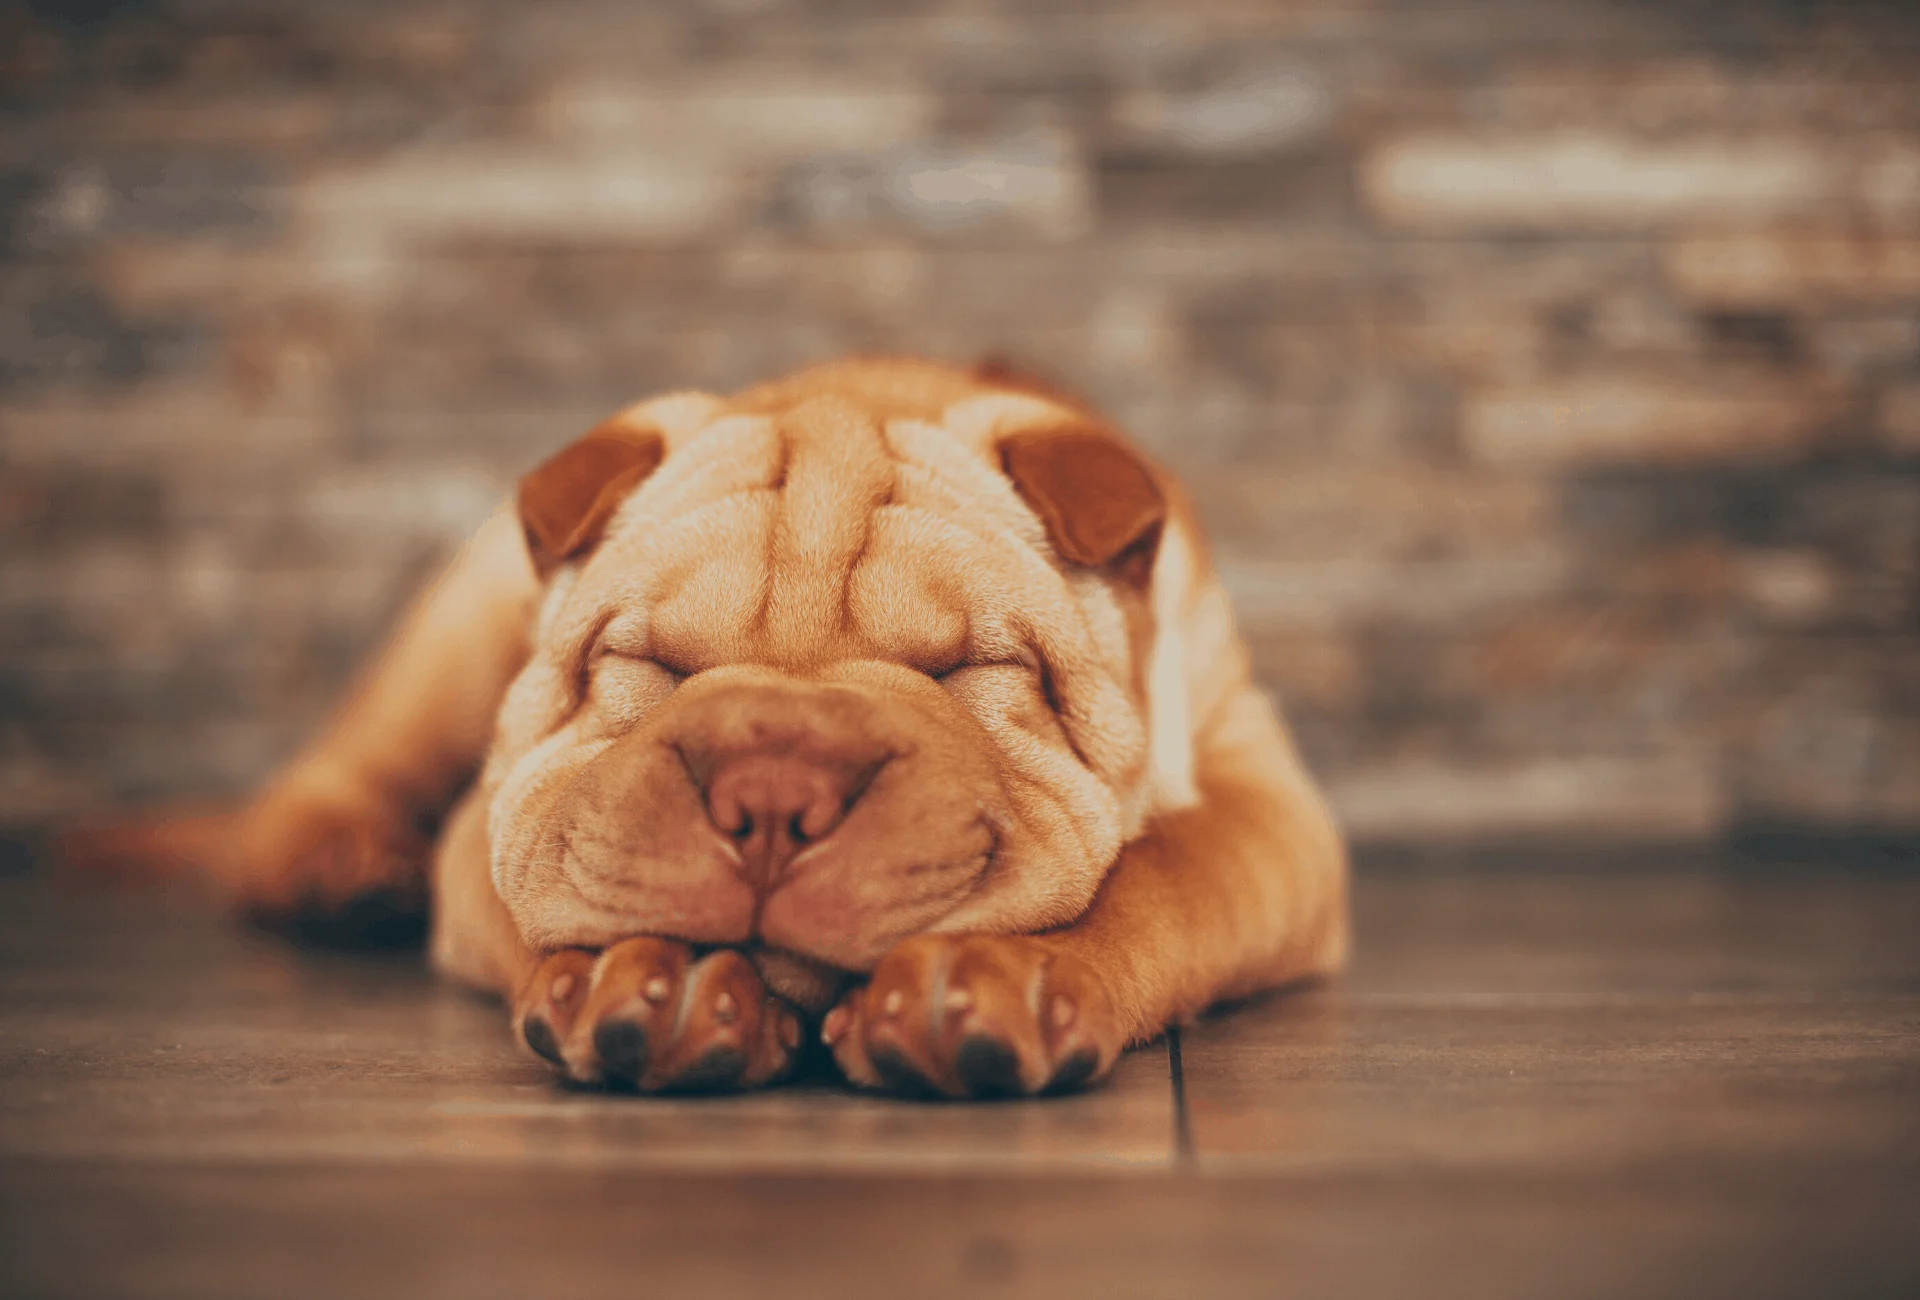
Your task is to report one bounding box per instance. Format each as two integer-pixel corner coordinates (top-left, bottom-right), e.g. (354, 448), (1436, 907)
(826, 688), (1349, 1098)
(223, 507), (539, 916)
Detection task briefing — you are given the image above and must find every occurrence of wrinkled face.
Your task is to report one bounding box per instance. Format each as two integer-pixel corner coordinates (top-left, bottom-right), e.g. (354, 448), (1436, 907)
(486, 386), (1167, 977)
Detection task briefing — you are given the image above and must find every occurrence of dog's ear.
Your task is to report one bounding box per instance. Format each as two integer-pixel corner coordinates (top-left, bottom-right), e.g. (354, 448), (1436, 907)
(1000, 422), (1166, 578)
(517, 419), (666, 574)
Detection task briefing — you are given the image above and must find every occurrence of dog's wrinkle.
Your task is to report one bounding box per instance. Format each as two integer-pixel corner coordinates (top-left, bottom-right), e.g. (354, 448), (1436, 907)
(1033, 661), (1096, 772)
(924, 828), (999, 901)
(977, 812), (1003, 876)
(745, 871), (771, 948)
(839, 877), (983, 965)
(551, 822), (613, 907)
(837, 502), (885, 641)
(529, 829), (633, 945)
(841, 749), (897, 806)
(567, 607), (622, 710)
(893, 847), (992, 883)
(670, 739), (711, 799)
(749, 519), (776, 638)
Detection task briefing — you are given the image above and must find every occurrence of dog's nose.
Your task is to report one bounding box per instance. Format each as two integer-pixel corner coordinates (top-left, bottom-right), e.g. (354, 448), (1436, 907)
(700, 753), (876, 883)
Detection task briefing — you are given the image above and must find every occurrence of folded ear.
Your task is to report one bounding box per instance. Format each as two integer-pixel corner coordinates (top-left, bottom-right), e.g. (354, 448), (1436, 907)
(517, 419), (666, 574)
(1000, 423), (1166, 576)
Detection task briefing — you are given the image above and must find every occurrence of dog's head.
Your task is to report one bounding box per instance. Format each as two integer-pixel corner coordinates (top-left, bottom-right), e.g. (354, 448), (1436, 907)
(485, 360), (1213, 979)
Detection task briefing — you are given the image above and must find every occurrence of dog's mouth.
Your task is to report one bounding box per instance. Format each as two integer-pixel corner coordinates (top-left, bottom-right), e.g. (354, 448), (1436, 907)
(747, 817), (996, 969)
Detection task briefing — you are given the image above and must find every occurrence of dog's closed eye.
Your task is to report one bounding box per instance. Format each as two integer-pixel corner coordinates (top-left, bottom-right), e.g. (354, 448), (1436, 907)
(935, 653), (1060, 717)
(932, 646), (1043, 684)
(594, 651), (687, 681)
(588, 653), (685, 727)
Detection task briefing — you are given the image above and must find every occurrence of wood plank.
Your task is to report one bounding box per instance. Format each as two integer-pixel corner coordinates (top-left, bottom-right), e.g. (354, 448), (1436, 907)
(1181, 990), (1920, 1171)
(1336, 866), (1920, 1001)
(2, 1159), (1913, 1300)
(0, 876), (1174, 1171)
(4, 863), (1917, 1298)
(1182, 867), (1920, 1175)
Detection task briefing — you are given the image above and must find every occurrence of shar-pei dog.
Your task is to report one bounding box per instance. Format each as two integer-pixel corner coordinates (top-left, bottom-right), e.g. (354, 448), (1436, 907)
(101, 358), (1348, 1098)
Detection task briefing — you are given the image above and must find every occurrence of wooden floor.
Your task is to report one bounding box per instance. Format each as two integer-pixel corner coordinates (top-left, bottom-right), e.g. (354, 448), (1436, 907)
(0, 856), (1915, 1299)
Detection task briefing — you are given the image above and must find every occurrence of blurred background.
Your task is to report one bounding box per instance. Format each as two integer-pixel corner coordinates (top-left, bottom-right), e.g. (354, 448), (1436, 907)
(2, 0), (1916, 855)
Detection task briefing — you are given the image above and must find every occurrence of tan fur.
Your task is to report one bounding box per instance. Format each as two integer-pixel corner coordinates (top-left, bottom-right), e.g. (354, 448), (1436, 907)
(102, 358), (1348, 1096)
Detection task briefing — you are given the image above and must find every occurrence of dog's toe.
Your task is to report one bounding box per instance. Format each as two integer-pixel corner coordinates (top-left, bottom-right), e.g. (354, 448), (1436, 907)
(513, 949), (596, 1070)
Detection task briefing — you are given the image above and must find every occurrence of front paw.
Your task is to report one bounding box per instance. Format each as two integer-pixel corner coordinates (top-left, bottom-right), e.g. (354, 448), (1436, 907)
(823, 934), (1124, 1099)
(514, 938), (803, 1092)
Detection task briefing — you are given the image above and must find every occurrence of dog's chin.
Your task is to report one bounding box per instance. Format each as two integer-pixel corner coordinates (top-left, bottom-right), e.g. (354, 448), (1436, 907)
(747, 947), (849, 1014)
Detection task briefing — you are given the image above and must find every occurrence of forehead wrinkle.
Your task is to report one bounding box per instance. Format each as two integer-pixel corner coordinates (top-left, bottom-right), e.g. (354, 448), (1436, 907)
(647, 496), (777, 670)
(844, 508), (977, 671)
(885, 418), (1049, 555)
(934, 392), (1081, 454)
(599, 413), (780, 550)
(551, 386), (1145, 715)
(845, 503), (1113, 686)
(567, 491), (777, 671)
(760, 397), (896, 661)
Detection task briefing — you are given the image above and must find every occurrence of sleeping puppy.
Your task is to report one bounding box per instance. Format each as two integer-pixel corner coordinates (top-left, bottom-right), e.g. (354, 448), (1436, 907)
(196, 357), (1348, 1097)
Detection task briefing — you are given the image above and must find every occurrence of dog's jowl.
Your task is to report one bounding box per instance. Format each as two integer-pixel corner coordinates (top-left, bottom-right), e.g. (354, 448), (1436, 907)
(205, 359), (1350, 1098)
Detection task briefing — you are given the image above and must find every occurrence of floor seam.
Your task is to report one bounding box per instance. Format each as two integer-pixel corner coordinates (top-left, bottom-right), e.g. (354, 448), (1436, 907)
(1167, 1025), (1195, 1170)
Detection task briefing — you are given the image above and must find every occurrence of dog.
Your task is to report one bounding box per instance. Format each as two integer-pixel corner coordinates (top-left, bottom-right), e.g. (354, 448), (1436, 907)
(92, 358), (1348, 1098)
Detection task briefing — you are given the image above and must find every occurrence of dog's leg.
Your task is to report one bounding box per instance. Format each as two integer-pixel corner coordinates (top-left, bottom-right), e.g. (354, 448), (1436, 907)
(826, 687), (1349, 1098)
(225, 508), (539, 917)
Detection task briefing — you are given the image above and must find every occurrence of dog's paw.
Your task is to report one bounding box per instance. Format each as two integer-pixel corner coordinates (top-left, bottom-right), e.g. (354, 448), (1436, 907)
(823, 934), (1123, 1099)
(227, 779), (428, 921)
(513, 938), (803, 1092)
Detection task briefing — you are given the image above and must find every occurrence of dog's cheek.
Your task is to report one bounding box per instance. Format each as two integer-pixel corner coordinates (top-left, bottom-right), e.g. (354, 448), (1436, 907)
(937, 665), (1082, 786)
(497, 728), (760, 952)
(486, 739), (608, 926)
(927, 666), (1130, 932)
(485, 662), (682, 912)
